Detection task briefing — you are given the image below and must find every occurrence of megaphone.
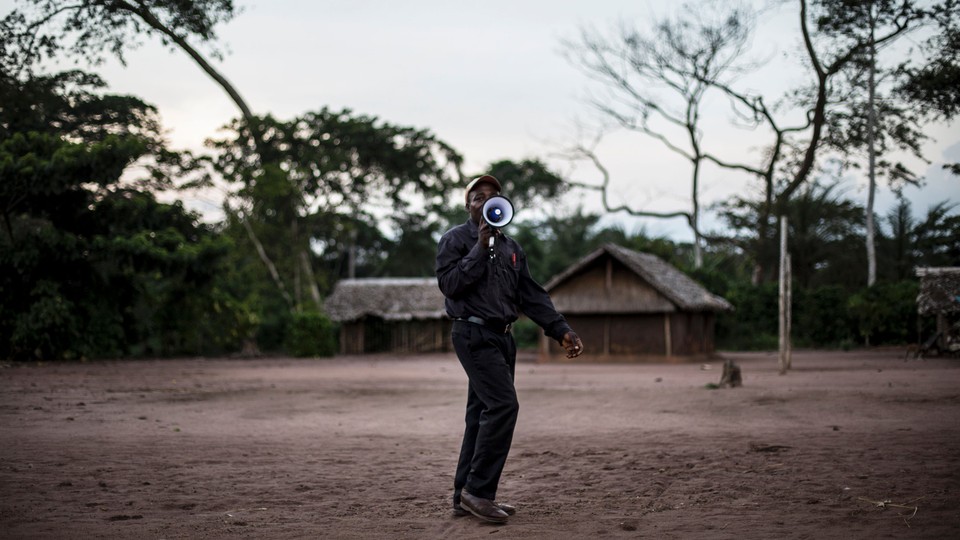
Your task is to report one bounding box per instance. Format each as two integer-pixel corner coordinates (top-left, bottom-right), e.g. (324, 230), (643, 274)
(481, 195), (514, 248)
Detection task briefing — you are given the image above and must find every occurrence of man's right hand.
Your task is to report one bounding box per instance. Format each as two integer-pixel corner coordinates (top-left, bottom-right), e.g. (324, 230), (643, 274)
(477, 220), (497, 249)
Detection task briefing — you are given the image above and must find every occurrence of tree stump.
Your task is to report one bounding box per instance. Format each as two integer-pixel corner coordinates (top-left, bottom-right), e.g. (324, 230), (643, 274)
(719, 359), (742, 388)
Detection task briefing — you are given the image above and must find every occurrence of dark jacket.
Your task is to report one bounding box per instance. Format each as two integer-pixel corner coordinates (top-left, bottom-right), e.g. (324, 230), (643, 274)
(436, 219), (571, 343)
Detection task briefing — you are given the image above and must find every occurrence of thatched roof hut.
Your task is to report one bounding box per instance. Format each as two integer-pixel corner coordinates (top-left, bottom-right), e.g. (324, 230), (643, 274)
(916, 267), (960, 353)
(324, 278), (450, 354)
(542, 244), (732, 362)
(916, 267), (960, 315)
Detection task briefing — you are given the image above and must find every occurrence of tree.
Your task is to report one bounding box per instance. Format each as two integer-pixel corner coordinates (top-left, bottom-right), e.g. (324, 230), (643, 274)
(481, 159), (570, 213)
(881, 199), (919, 281)
(676, 0), (946, 283)
(811, 0), (957, 286)
(378, 214), (443, 277)
(896, 0), (960, 121)
(0, 70), (245, 359)
(206, 108), (463, 316)
(911, 200), (960, 267)
(717, 179), (866, 289)
(782, 181), (866, 289)
(1, 0), (253, 137)
(560, 2), (754, 268)
(0, 0), (297, 306)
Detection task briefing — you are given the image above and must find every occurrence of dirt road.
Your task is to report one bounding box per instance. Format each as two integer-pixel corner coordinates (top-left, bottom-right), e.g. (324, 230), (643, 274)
(2, 349), (958, 539)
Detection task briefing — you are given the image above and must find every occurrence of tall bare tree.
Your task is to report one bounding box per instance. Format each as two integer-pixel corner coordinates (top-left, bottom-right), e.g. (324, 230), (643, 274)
(561, 1), (951, 282)
(688, 0), (934, 282)
(560, 3), (754, 268)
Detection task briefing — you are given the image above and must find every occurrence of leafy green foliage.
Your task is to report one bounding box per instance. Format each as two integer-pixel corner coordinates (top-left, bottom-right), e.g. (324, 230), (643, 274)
(211, 109), (463, 222)
(813, 0), (947, 192)
(0, 70), (246, 359)
(204, 108), (464, 347)
(482, 159), (569, 212)
(793, 285), (854, 346)
(895, 2), (960, 121)
(715, 282), (779, 351)
(847, 281), (919, 346)
(2, 2), (956, 359)
(511, 318), (541, 350)
(1, 1), (238, 76)
(285, 311), (337, 358)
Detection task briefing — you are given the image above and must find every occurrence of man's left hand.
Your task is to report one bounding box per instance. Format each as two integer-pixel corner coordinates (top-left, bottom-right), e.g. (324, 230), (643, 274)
(561, 331), (584, 358)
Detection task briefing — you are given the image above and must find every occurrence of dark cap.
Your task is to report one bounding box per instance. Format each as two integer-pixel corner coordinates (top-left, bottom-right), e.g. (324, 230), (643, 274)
(464, 175), (502, 205)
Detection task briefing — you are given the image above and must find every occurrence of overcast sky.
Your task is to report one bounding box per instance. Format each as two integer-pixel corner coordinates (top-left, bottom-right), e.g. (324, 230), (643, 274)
(8, 0), (958, 240)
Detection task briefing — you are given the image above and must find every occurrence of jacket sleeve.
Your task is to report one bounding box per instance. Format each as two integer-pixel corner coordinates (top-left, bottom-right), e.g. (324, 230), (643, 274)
(516, 247), (571, 343)
(436, 231), (486, 298)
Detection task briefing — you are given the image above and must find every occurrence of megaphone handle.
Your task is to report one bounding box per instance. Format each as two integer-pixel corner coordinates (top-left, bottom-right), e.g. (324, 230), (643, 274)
(488, 235), (495, 249)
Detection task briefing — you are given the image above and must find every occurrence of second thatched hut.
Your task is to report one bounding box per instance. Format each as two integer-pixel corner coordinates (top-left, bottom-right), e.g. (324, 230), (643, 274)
(540, 244), (732, 362)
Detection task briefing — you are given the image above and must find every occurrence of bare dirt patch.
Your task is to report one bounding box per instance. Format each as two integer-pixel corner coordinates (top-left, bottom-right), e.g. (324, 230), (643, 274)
(2, 349), (959, 539)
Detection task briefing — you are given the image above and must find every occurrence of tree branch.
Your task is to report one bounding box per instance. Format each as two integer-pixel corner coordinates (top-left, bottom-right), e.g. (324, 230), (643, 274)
(564, 141), (695, 226)
(109, 0), (262, 154)
(702, 153), (765, 176)
(225, 200), (294, 310)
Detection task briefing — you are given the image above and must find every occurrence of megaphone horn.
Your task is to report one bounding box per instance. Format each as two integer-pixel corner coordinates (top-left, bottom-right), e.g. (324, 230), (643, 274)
(482, 195), (514, 228)
(482, 195), (514, 249)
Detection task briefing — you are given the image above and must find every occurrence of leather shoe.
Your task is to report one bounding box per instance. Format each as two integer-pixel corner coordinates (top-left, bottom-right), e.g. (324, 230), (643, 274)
(459, 491), (509, 523)
(453, 501), (516, 517)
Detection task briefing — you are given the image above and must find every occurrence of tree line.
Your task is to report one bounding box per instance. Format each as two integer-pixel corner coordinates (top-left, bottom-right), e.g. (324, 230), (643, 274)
(1, 0), (957, 360)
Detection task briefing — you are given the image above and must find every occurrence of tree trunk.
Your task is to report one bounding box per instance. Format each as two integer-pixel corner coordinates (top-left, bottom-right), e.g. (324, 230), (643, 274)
(114, 0), (262, 151)
(785, 252), (792, 370)
(779, 215), (790, 375)
(692, 157), (703, 269)
(866, 10), (878, 287)
(300, 251), (323, 311)
(235, 207), (293, 309)
(293, 218), (302, 312)
(111, 1), (301, 313)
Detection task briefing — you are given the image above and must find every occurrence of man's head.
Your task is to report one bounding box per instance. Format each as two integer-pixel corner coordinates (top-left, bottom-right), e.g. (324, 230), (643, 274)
(464, 175), (502, 224)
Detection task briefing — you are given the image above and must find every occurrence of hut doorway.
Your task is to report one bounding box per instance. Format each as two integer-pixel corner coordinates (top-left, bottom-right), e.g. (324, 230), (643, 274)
(363, 317), (392, 353)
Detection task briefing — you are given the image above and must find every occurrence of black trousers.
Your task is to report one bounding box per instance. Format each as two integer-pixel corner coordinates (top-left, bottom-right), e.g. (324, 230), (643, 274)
(451, 320), (518, 504)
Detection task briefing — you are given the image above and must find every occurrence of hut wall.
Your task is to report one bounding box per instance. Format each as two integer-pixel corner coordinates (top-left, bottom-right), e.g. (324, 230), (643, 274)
(668, 312), (715, 355)
(340, 321), (365, 355)
(543, 314), (666, 358)
(389, 319), (453, 353)
(339, 318), (453, 354)
(540, 312), (717, 361)
(549, 260), (675, 314)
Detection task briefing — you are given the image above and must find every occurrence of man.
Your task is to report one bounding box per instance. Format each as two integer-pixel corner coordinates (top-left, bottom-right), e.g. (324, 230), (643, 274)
(435, 174), (584, 524)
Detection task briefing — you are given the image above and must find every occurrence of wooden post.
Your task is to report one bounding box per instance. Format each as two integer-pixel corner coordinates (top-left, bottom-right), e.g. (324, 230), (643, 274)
(937, 313), (947, 351)
(603, 316), (611, 356)
(664, 314), (672, 357)
(779, 215), (789, 375)
(785, 252), (793, 370)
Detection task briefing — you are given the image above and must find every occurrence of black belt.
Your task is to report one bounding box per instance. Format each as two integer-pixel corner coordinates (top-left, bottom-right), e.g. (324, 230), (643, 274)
(455, 316), (512, 334)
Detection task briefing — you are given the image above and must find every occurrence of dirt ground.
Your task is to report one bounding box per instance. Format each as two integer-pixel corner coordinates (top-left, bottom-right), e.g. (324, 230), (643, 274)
(1, 349), (958, 539)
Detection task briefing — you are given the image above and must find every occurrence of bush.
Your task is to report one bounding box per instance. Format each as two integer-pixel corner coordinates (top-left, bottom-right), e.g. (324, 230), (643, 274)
(716, 278), (921, 349)
(285, 311), (337, 357)
(512, 318), (541, 350)
(716, 281), (779, 350)
(793, 285), (855, 347)
(847, 280), (919, 346)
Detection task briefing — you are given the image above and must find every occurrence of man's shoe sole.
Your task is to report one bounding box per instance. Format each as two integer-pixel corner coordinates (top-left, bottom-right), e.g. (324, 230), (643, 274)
(459, 500), (508, 524)
(453, 503), (515, 518)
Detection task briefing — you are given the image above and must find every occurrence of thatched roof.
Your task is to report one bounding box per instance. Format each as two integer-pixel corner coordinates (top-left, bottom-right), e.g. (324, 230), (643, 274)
(916, 267), (960, 315)
(324, 278), (445, 322)
(544, 244), (733, 312)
